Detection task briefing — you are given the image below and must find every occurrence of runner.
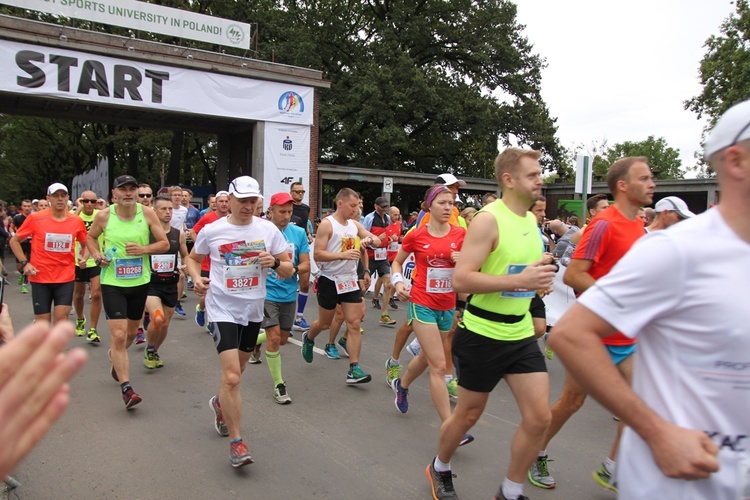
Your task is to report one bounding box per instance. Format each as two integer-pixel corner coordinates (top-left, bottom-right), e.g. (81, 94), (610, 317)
(549, 99), (750, 499)
(10, 199), (32, 294)
(72, 190), (103, 343)
(427, 148), (557, 500)
(251, 192), (310, 404)
(186, 176), (292, 467)
(363, 196), (397, 326)
(390, 186), (468, 431)
(9, 183), (88, 324)
(168, 186), (188, 318)
(300, 187), (380, 384)
(289, 181), (312, 331)
(143, 195), (188, 370)
(135, 183), (154, 343)
(86, 175), (169, 410)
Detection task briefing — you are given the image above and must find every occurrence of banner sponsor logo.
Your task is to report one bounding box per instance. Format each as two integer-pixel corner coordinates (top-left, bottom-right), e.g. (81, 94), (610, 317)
(263, 123), (310, 207)
(282, 136), (293, 151)
(278, 91), (304, 116)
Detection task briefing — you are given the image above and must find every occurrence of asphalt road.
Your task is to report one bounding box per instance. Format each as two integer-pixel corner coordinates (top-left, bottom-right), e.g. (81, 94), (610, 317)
(2, 260), (618, 500)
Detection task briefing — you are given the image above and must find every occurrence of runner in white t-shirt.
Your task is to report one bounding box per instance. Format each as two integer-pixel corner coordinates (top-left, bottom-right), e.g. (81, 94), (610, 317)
(186, 176), (293, 469)
(549, 99), (750, 499)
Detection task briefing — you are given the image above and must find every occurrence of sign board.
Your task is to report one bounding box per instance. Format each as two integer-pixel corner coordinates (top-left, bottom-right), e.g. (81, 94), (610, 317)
(574, 155), (593, 195)
(263, 123), (311, 206)
(383, 177), (393, 194)
(0, 0), (251, 49)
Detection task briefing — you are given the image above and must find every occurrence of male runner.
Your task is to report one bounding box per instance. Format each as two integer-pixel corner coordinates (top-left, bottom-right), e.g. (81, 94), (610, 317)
(646, 195), (695, 232)
(289, 181), (312, 330)
(252, 192), (310, 404)
(549, 98), (750, 499)
(134, 183), (154, 343)
(168, 186), (188, 317)
(528, 157), (654, 492)
(143, 195), (188, 369)
(72, 190), (103, 343)
(363, 196), (397, 326)
(9, 183), (88, 324)
(187, 176), (292, 467)
(428, 148), (557, 500)
(10, 199), (32, 293)
(300, 187), (380, 384)
(87, 175), (169, 410)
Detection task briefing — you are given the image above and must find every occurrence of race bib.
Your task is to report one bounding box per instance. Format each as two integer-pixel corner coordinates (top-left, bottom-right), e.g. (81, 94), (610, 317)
(387, 241), (399, 252)
(738, 457), (750, 500)
(115, 257), (143, 279)
(501, 264), (535, 299)
(225, 264), (261, 293)
(334, 274), (359, 295)
(45, 233), (72, 253)
(426, 267), (454, 294)
(286, 242), (295, 261)
(151, 254), (176, 273)
(374, 247), (387, 261)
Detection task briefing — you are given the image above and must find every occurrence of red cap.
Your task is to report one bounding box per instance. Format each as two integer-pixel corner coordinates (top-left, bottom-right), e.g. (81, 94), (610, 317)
(269, 192), (294, 207)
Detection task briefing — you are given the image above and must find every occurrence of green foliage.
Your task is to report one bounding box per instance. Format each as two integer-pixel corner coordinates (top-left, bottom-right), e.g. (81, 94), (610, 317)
(602, 136), (683, 180)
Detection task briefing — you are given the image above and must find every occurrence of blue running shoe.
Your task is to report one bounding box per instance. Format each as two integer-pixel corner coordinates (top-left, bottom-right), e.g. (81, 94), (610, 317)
(337, 337), (349, 358)
(195, 304), (206, 327)
(324, 343), (340, 359)
(293, 316), (310, 331)
(175, 304), (186, 317)
(391, 378), (409, 413)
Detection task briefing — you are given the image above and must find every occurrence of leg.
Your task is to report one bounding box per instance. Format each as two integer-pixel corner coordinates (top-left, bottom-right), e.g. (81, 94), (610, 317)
(73, 281), (86, 321)
(540, 371), (587, 450)
(327, 305), (344, 344)
(340, 301), (363, 363)
(308, 306), (335, 342)
(52, 305), (72, 325)
(88, 275), (102, 329)
(607, 354), (635, 460)
(436, 388), (490, 464)
(217, 349), (249, 440)
(391, 319), (413, 360)
(108, 318), (131, 382)
(405, 321), (450, 421)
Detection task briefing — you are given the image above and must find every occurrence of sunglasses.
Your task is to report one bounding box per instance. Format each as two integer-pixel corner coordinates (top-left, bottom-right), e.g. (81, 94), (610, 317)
(138, 193), (153, 198)
(81, 199), (97, 203)
(292, 190), (305, 194)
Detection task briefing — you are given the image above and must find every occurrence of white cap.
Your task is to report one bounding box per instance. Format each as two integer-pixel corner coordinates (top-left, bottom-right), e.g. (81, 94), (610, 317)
(215, 190), (230, 198)
(228, 176), (263, 199)
(704, 99), (750, 161)
(654, 196), (695, 219)
(47, 183), (68, 195)
(435, 173), (466, 187)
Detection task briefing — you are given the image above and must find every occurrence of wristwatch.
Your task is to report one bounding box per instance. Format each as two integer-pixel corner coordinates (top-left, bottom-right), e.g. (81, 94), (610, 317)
(20, 260), (28, 268)
(293, 265), (299, 274)
(271, 257), (281, 270)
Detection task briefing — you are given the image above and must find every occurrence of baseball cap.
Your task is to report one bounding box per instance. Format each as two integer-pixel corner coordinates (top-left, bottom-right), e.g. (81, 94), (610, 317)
(374, 196), (389, 207)
(228, 176), (263, 199)
(47, 182), (68, 195)
(410, 211), (418, 216)
(435, 173), (466, 187)
(654, 196), (695, 219)
(113, 175), (138, 189)
(269, 192), (294, 207)
(704, 99), (750, 161)
(215, 190), (229, 198)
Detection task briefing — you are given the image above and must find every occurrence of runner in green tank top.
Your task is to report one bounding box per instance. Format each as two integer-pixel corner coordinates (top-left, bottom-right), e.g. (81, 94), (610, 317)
(86, 175), (169, 410)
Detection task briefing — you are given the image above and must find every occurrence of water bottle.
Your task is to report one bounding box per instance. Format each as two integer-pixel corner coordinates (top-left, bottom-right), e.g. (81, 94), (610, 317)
(104, 247), (117, 262)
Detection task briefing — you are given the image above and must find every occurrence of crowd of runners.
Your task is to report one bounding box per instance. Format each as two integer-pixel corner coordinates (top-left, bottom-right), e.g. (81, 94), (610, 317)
(1, 99), (749, 499)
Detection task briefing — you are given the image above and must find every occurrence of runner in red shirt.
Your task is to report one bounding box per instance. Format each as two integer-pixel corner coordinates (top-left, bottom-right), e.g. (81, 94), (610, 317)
(9, 183), (87, 323)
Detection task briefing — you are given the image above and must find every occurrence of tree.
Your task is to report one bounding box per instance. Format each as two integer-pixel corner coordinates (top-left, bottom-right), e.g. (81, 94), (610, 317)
(602, 136), (683, 180)
(685, 0), (750, 176)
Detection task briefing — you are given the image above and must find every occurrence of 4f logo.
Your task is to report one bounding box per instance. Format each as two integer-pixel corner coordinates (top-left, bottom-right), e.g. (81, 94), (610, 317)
(280, 177), (294, 184)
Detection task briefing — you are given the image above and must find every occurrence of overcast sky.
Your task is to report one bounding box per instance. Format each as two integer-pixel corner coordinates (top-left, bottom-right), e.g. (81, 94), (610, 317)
(513, 0), (735, 173)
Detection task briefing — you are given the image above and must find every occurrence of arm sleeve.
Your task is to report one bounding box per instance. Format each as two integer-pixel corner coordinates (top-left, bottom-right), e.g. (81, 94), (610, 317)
(573, 219), (609, 262)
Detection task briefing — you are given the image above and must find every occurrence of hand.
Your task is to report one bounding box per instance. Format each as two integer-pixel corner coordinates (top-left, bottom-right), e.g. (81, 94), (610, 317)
(536, 287), (554, 298)
(361, 273), (371, 291)
(361, 236), (372, 247)
(647, 423), (719, 480)
(396, 283), (411, 302)
(124, 242), (145, 256)
(78, 258), (87, 269)
(341, 249), (360, 260)
(0, 321), (88, 479)
(193, 277), (210, 297)
(451, 251), (460, 263)
(257, 251), (275, 269)
(516, 258), (557, 290)
(23, 262), (39, 277)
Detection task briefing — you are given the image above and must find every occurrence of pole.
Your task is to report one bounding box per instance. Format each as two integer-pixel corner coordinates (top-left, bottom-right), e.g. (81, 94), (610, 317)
(581, 156), (589, 222)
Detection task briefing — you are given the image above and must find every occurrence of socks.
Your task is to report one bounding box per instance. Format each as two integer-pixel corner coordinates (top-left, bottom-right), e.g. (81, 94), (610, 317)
(388, 357), (400, 366)
(538, 450), (547, 458)
(120, 382), (132, 394)
(296, 292), (308, 316)
(433, 456), (451, 473)
(604, 457), (616, 473)
(256, 331), (267, 345)
(444, 374), (453, 383)
(266, 350), (283, 386)
(147, 344), (155, 351)
(502, 478), (523, 500)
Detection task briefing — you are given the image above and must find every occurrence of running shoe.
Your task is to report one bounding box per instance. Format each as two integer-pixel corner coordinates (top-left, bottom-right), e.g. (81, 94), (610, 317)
(86, 328), (100, 343)
(426, 461), (458, 500)
(186, 276), (194, 289)
(406, 339), (421, 357)
(175, 304), (186, 317)
(324, 343), (340, 359)
(153, 351), (164, 368)
(135, 328), (145, 345)
(229, 439), (254, 468)
(248, 346), (262, 364)
(592, 463), (618, 492)
(459, 434), (475, 447)
(542, 332), (554, 360)
(391, 377), (408, 413)
(209, 395), (229, 437)
(385, 357), (401, 386)
(143, 311), (150, 331)
(107, 349), (119, 382)
(528, 455), (555, 489)
(122, 387), (142, 409)
(206, 322), (214, 335)
(181, 291), (188, 299)
(195, 304), (206, 327)
(2, 277), (8, 286)
(301, 332), (314, 363)
(274, 383), (292, 405)
(446, 377), (458, 401)
(379, 314), (396, 326)
(75, 317), (86, 337)
(293, 316), (310, 331)
(20, 284), (28, 294)
(389, 297), (399, 310)
(493, 487), (530, 500)
(372, 298), (381, 309)
(346, 364), (372, 384)
(143, 349), (157, 369)
(337, 337), (349, 358)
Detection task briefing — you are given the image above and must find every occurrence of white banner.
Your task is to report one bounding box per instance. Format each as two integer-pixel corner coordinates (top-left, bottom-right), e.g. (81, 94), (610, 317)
(71, 157), (109, 200)
(575, 155), (593, 195)
(0, 40), (313, 125)
(263, 123), (311, 205)
(0, 0), (251, 49)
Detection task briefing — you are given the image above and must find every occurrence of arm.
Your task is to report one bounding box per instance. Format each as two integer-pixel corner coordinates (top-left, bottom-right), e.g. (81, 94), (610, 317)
(86, 210), (108, 264)
(178, 231), (189, 275)
(390, 249), (411, 301)
(563, 258), (595, 292)
(186, 247), (208, 297)
(125, 208), (169, 256)
(313, 219), (359, 262)
(354, 220), (380, 248)
(452, 212), (556, 294)
(296, 253), (311, 276)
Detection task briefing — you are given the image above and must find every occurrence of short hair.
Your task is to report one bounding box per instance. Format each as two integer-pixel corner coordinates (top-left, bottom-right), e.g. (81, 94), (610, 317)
(21, 199), (31, 204)
(206, 193), (216, 200)
(335, 188), (358, 203)
(644, 207), (656, 222)
(567, 215), (579, 226)
(481, 193), (498, 205)
(494, 147), (542, 187)
(528, 195), (546, 211)
(606, 156), (648, 194)
(290, 181), (304, 191)
(154, 195), (172, 205)
(586, 193), (608, 213)
(138, 183), (152, 190)
(182, 188), (193, 197)
(460, 206), (477, 219)
(168, 185), (183, 195)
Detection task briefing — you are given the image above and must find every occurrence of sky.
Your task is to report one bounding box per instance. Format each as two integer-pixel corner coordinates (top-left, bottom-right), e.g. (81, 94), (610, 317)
(512, 0), (736, 174)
